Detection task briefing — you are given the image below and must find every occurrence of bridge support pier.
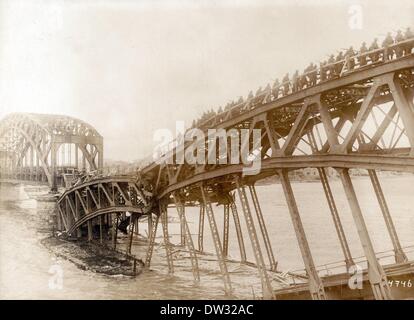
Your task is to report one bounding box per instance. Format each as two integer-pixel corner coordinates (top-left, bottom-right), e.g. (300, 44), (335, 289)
(229, 200), (247, 263)
(145, 214), (159, 268)
(180, 214), (186, 247)
(160, 204), (174, 274)
(127, 216), (135, 254)
(319, 167), (354, 269)
(147, 213), (153, 243)
(277, 169), (326, 300)
(248, 184), (278, 271)
(198, 204), (205, 253)
(222, 204), (230, 257)
(99, 216), (103, 244)
(112, 214), (119, 249)
(200, 185), (232, 296)
(235, 178), (274, 300)
(368, 169), (407, 264)
(337, 168), (392, 300)
(172, 193), (200, 283)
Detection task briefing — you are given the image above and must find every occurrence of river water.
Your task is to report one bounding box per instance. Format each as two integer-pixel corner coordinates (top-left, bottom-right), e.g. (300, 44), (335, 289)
(1, 174), (413, 299)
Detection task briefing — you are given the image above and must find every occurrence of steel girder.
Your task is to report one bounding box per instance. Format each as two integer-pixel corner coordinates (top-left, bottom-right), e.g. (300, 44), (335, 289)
(141, 62), (414, 202)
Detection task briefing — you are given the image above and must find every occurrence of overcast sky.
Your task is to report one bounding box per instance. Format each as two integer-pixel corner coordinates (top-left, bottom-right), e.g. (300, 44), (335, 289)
(0, 0), (413, 161)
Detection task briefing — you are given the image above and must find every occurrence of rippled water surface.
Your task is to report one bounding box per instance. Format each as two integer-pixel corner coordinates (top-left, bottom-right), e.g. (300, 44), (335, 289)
(1, 175), (413, 299)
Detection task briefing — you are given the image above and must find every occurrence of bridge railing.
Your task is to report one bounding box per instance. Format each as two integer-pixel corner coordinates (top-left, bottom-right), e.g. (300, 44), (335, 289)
(286, 245), (414, 281)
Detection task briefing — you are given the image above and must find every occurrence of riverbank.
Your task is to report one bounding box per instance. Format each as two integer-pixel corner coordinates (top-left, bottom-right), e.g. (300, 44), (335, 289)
(14, 183), (146, 277)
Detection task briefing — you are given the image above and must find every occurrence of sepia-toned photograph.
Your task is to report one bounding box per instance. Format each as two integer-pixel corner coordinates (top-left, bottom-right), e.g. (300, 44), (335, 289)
(0, 0), (413, 305)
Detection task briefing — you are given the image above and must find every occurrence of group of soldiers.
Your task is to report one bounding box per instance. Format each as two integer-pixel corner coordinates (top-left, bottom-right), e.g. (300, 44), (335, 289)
(191, 28), (414, 129)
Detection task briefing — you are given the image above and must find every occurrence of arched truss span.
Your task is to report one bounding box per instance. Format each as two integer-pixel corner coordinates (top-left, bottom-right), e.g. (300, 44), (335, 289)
(56, 176), (154, 236)
(0, 113), (103, 187)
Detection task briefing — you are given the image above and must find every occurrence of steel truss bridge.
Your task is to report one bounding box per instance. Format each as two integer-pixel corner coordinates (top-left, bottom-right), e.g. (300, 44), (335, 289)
(1, 41), (414, 300)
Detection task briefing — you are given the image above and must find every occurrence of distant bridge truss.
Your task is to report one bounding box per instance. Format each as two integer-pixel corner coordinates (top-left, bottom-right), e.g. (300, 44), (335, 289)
(1, 39), (414, 300)
(0, 113), (103, 188)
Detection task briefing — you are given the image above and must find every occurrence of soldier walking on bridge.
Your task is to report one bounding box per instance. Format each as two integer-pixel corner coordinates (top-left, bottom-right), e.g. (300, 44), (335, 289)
(309, 63), (318, 86)
(319, 61), (327, 82)
(334, 51), (344, 76)
(369, 38), (380, 63)
(327, 54), (335, 79)
(292, 70), (300, 93)
(282, 73), (290, 96)
(358, 42), (368, 66)
(272, 78), (280, 100)
(394, 30), (405, 58)
(382, 32), (394, 61)
(345, 46), (356, 70)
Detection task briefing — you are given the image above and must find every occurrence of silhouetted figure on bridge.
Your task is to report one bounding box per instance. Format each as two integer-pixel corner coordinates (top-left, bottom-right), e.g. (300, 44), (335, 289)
(292, 70), (300, 92)
(319, 61), (327, 82)
(382, 32), (394, 61)
(334, 51), (344, 76)
(369, 38), (380, 63)
(327, 54), (335, 79)
(282, 73), (290, 96)
(358, 42), (368, 66)
(272, 79), (280, 99)
(345, 46), (356, 70)
(308, 63), (318, 86)
(247, 90), (254, 100)
(394, 30), (405, 58)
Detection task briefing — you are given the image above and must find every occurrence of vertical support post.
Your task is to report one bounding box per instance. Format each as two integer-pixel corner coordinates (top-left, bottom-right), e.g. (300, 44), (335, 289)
(147, 213), (153, 242)
(200, 185), (232, 296)
(222, 204), (230, 257)
(50, 142), (57, 191)
(248, 184), (278, 271)
(234, 178), (274, 300)
(82, 150), (86, 170)
(160, 204), (174, 274)
(278, 169), (326, 300)
(337, 168), (392, 300)
(180, 215), (186, 246)
(75, 144), (79, 170)
(198, 204), (205, 252)
(99, 215), (103, 244)
(145, 214), (159, 267)
(368, 169), (407, 263)
(56, 205), (62, 231)
(172, 193), (200, 282)
(87, 220), (93, 242)
(128, 216), (135, 255)
(113, 214), (119, 249)
(229, 199), (247, 263)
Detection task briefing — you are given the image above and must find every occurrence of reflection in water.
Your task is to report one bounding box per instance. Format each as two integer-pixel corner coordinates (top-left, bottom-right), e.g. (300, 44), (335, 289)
(0, 175), (413, 299)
